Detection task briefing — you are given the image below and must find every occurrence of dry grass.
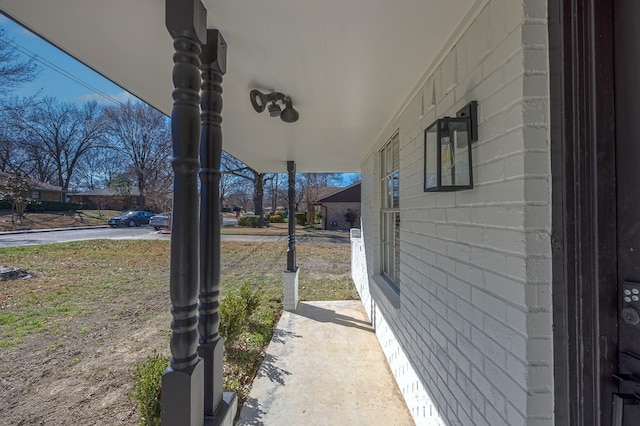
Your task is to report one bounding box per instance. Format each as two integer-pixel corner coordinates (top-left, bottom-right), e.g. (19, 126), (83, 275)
(222, 220), (350, 238)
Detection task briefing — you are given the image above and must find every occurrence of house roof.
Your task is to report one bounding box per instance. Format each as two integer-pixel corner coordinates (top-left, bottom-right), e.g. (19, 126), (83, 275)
(70, 187), (141, 197)
(0, 171), (63, 192)
(0, 0), (479, 173)
(315, 182), (361, 203)
(308, 187), (341, 201)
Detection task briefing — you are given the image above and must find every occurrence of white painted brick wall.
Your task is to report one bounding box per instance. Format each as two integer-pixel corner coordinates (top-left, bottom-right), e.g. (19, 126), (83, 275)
(353, 0), (552, 424)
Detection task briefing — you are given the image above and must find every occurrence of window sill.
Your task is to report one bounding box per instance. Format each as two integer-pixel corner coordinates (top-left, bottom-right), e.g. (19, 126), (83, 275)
(371, 274), (401, 317)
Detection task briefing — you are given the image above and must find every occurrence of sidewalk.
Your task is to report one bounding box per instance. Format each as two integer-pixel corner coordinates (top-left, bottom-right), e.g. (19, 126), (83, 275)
(237, 301), (414, 426)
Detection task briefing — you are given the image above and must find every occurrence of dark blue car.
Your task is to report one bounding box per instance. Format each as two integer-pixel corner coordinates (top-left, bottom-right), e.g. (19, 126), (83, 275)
(108, 211), (155, 228)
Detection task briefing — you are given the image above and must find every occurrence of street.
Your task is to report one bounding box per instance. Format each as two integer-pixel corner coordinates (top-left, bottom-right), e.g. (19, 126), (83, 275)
(0, 226), (168, 248)
(0, 225), (349, 249)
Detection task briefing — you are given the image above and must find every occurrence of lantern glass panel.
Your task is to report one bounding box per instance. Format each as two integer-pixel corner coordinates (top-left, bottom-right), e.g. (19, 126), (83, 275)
(424, 123), (438, 190)
(445, 120), (470, 187)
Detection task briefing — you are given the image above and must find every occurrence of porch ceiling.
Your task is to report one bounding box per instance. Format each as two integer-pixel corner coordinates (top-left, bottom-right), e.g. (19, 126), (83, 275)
(0, 0), (476, 173)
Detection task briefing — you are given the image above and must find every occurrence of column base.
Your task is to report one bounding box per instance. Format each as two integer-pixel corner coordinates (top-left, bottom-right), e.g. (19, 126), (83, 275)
(283, 267), (299, 311)
(161, 358), (204, 426)
(198, 339), (225, 416)
(205, 392), (237, 426)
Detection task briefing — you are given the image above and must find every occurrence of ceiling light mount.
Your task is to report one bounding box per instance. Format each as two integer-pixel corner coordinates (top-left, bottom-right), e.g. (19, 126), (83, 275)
(250, 89), (299, 123)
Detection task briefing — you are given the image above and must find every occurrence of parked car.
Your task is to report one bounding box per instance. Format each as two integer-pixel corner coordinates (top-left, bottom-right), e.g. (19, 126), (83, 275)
(149, 212), (170, 230)
(108, 211), (155, 228)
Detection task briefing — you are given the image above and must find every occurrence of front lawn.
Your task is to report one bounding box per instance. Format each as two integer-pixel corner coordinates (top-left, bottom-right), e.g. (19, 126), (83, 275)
(0, 239), (356, 424)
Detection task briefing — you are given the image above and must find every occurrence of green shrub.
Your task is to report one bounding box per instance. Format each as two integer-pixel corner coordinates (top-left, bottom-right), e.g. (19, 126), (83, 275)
(26, 201), (82, 212)
(295, 212), (307, 226)
(219, 282), (262, 343)
(0, 200), (80, 213)
(237, 215), (259, 227)
(269, 214), (284, 223)
(131, 351), (168, 426)
(219, 292), (246, 342)
(238, 281), (261, 317)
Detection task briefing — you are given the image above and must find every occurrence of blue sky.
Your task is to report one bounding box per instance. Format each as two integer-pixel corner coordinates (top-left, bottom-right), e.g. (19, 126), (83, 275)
(0, 14), (134, 106)
(0, 14), (360, 184)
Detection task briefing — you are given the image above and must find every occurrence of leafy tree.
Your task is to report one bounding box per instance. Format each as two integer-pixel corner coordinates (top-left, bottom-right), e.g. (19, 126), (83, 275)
(103, 100), (171, 209)
(0, 172), (34, 222)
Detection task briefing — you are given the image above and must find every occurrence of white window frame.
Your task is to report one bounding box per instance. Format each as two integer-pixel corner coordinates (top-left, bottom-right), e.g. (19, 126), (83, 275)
(380, 132), (400, 288)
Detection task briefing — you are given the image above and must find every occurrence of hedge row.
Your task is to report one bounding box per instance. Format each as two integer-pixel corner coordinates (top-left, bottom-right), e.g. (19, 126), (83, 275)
(0, 200), (82, 212)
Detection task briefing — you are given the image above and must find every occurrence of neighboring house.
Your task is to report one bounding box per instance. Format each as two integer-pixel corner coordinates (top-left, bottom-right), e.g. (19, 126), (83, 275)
(314, 182), (361, 231)
(2, 1), (633, 425)
(0, 171), (64, 202)
(68, 187), (141, 211)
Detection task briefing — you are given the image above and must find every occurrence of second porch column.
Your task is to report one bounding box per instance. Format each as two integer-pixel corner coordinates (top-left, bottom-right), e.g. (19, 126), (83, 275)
(286, 161), (297, 272)
(198, 29), (236, 422)
(284, 160), (299, 311)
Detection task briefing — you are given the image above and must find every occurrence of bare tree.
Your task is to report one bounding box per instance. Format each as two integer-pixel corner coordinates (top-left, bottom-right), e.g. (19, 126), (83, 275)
(298, 173), (341, 224)
(266, 173), (288, 212)
(221, 152), (274, 226)
(226, 177), (253, 212)
(0, 97), (36, 174)
(72, 148), (127, 191)
(103, 100), (171, 209)
(7, 97), (105, 193)
(0, 28), (40, 95)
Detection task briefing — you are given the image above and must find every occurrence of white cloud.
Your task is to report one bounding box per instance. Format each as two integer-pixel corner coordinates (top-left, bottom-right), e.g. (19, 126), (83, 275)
(77, 90), (137, 106)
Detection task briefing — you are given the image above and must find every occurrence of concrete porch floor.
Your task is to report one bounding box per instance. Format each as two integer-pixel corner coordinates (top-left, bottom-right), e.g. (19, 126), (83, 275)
(237, 300), (414, 425)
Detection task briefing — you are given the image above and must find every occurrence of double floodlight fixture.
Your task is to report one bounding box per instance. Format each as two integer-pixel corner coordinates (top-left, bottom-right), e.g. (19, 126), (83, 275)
(250, 89), (299, 123)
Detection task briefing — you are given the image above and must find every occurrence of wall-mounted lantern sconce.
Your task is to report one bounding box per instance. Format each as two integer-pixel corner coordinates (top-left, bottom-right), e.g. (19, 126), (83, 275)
(424, 101), (478, 192)
(249, 89), (299, 123)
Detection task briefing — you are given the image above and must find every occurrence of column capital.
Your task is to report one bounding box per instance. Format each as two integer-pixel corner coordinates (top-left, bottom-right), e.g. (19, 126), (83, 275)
(201, 29), (227, 74)
(166, 0), (207, 43)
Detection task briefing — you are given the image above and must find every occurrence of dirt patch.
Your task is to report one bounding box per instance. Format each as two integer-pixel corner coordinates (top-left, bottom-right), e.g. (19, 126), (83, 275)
(0, 284), (170, 425)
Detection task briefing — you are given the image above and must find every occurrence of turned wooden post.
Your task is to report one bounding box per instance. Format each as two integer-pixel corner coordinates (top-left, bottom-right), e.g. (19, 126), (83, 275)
(162, 1), (206, 424)
(287, 161), (297, 272)
(198, 28), (227, 417)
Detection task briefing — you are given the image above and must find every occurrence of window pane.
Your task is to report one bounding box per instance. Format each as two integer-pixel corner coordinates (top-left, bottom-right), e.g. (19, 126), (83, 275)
(393, 172), (399, 208)
(393, 136), (399, 171)
(385, 144), (392, 175)
(387, 214), (395, 280)
(394, 212), (400, 282)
